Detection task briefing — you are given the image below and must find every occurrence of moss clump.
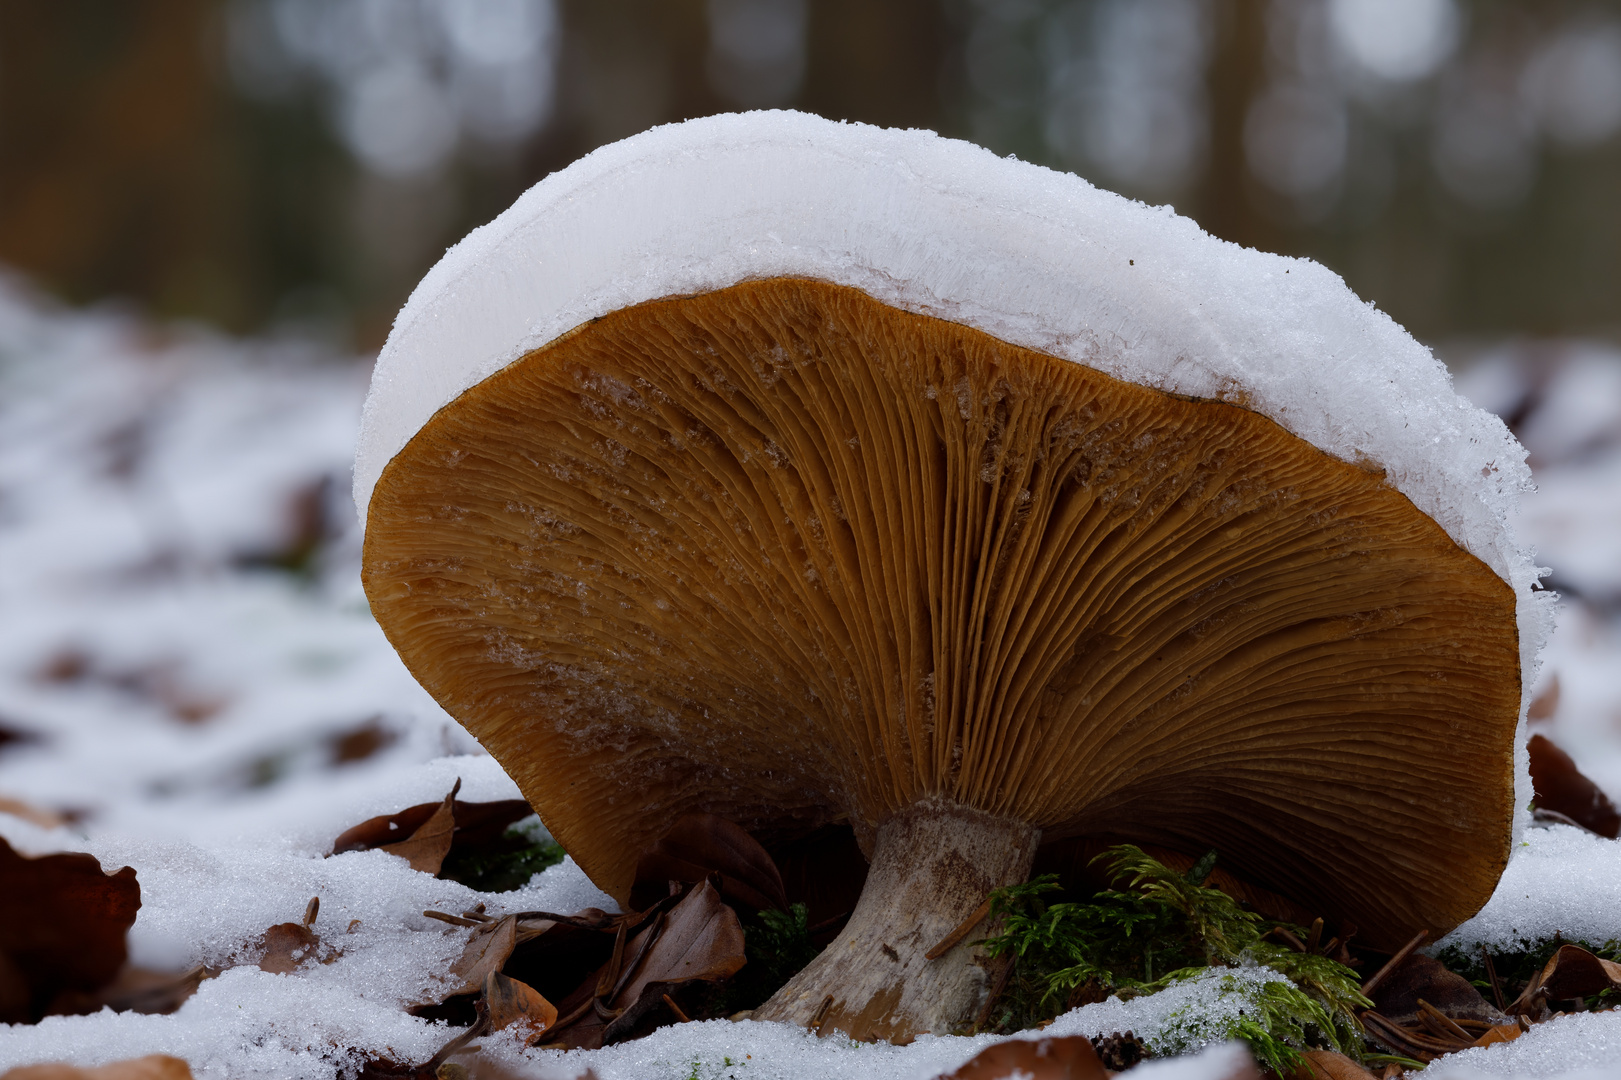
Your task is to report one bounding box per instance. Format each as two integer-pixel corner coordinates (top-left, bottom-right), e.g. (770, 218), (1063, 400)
(439, 820), (567, 893)
(712, 902), (825, 1014)
(979, 845), (1369, 1073)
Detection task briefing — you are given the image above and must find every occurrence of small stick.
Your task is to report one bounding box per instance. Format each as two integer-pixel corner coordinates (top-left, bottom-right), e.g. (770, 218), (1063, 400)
(424, 998), (488, 1073)
(926, 896), (993, 960)
(1305, 917), (1324, 953)
(1417, 999), (1474, 1043)
(423, 910), (481, 927)
(973, 957), (1015, 1031)
(1269, 927), (1308, 953)
(503, 909), (617, 931)
(596, 920), (628, 1001)
(609, 912), (664, 1002)
(552, 993), (598, 1033)
(1361, 930), (1429, 998)
(662, 993), (691, 1023)
(1481, 944), (1506, 1013)
(809, 994), (834, 1032)
(806, 911), (850, 937)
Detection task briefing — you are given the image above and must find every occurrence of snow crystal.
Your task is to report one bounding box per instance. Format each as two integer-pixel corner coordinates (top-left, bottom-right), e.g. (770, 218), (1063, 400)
(456, 966), (1293, 1080)
(1438, 824), (1621, 953)
(353, 110), (1553, 836)
(0, 967), (450, 1080)
(1426, 1010), (1621, 1079)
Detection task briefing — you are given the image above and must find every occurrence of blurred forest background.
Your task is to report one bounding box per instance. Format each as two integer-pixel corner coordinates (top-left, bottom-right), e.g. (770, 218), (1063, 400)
(1, 0), (1618, 353)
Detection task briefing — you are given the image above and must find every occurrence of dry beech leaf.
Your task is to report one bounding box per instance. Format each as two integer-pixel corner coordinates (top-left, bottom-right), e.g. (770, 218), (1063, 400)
(419, 915), (519, 1007)
(380, 781), (461, 874)
(258, 924), (326, 974)
(599, 880), (746, 1043)
(0, 837), (140, 1024)
(328, 781), (533, 879)
(545, 881), (745, 1049)
(1528, 734), (1621, 838)
(1510, 944), (1621, 1014)
(630, 812), (787, 913)
(1527, 674), (1560, 721)
(0, 796), (67, 831)
(1286, 1050), (1377, 1079)
(1368, 953), (1498, 1026)
(1471, 1024), (1522, 1048)
(0, 1056), (193, 1080)
(933, 1035), (1108, 1080)
(88, 964), (212, 1016)
(485, 969), (557, 1042)
(257, 897), (335, 974)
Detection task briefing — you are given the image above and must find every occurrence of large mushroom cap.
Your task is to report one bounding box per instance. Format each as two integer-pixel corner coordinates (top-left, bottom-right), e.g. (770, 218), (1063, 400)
(357, 112), (1549, 1038)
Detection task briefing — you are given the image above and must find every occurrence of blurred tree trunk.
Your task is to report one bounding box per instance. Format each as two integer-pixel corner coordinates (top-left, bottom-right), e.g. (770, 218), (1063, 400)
(1194, 0), (1280, 255)
(0, 0), (249, 325)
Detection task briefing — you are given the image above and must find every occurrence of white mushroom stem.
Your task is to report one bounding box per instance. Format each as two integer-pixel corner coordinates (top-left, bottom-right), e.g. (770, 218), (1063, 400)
(753, 801), (1039, 1042)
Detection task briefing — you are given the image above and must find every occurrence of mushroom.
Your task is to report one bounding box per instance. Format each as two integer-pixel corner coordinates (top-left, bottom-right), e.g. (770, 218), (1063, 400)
(355, 113), (1548, 1042)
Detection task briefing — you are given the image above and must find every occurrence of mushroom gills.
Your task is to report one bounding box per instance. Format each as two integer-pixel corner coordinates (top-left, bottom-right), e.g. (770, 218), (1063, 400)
(363, 276), (1521, 1041)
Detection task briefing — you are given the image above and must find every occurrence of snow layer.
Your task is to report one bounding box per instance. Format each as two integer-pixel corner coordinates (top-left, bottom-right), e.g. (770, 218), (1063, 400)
(0, 237), (1615, 1075)
(353, 109), (1553, 834)
(469, 969), (1305, 1079)
(1439, 824), (1621, 953)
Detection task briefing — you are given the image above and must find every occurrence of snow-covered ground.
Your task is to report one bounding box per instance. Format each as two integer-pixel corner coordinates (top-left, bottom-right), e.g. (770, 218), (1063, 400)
(0, 274), (1617, 1078)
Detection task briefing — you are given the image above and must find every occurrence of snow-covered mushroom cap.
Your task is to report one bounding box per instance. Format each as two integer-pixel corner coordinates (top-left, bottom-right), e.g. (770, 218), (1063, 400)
(356, 111), (1548, 1041)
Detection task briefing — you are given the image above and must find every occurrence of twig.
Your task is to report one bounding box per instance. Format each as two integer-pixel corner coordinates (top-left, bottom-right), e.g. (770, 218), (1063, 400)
(1416, 999), (1473, 1043)
(1361, 930), (1429, 997)
(973, 956), (1015, 1031)
(1481, 944), (1506, 1013)
(926, 896), (993, 960)
(1268, 926), (1308, 953)
(424, 910), (482, 927)
(662, 993), (691, 1023)
(425, 998), (488, 1073)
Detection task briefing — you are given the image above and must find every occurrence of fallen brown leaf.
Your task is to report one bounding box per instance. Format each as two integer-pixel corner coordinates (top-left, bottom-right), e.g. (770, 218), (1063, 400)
(0, 1056), (192, 1080)
(421, 915), (520, 1006)
(0, 796), (67, 830)
(1527, 673), (1559, 721)
(1470, 1023), (1522, 1048)
(1286, 1049), (1377, 1079)
(485, 969), (557, 1042)
(933, 1035), (1107, 1080)
(545, 881), (745, 1049)
(599, 880), (746, 1043)
(329, 781), (534, 879)
(1528, 734), (1620, 838)
(381, 781), (461, 874)
(1368, 953), (1500, 1026)
(1509, 944), (1621, 1015)
(630, 812), (787, 913)
(256, 896), (337, 974)
(0, 838), (140, 1024)
(86, 964), (213, 1015)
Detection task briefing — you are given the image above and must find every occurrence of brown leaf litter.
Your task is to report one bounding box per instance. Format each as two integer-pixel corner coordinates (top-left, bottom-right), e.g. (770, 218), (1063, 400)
(0, 1057), (193, 1080)
(0, 837), (139, 1023)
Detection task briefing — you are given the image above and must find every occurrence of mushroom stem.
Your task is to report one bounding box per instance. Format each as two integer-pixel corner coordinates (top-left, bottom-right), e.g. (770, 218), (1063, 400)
(753, 801), (1039, 1042)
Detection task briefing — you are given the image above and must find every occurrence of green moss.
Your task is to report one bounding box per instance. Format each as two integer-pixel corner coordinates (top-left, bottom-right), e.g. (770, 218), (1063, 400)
(439, 821), (567, 893)
(714, 902), (825, 1014)
(978, 845), (1369, 1069)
